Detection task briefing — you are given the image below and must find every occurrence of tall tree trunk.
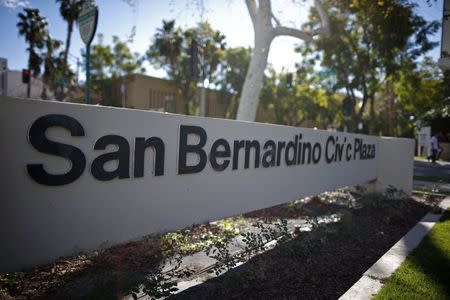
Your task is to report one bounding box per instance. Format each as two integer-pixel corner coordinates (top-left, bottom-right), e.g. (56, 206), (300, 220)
(64, 21), (73, 69)
(236, 0), (329, 122)
(58, 21), (73, 102)
(349, 97), (356, 132)
(183, 83), (191, 115)
(236, 32), (272, 121)
(368, 95), (375, 135)
(27, 55), (31, 98)
(385, 80), (395, 136)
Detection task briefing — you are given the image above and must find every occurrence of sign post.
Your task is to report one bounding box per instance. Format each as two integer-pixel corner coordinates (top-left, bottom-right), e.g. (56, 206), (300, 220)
(418, 126), (431, 157)
(78, 1), (98, 104)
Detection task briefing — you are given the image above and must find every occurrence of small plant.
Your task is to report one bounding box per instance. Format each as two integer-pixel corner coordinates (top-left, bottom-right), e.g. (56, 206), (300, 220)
(0, 272), (24, 295)
(204, 219), (291, 277)
(355, 185), (367, 194)
(304, 216), (329, 245)
(338, 210), (355, 237)
(358, 192), (387, 209)
(318, 190), (357, 208)
(384, 185), (407, 199)
(205, 237), (239, 276)
(129, 254), (183, 299)
(423, 183), (443, 213)
(134, 267), (178, 300)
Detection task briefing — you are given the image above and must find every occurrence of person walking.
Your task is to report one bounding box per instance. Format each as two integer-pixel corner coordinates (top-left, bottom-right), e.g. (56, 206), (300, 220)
(428, 134), (439, 163)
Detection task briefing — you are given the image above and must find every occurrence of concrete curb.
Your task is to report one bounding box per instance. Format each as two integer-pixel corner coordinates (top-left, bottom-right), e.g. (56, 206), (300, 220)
(339, 197), (450, 300)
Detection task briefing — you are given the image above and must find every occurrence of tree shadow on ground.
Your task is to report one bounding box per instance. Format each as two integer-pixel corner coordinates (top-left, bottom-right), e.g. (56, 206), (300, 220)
(171, 198), (433, 300)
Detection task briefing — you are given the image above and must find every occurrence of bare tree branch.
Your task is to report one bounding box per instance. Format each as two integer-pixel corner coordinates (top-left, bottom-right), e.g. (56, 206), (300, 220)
(271, 12), (281, 27)
(259, 0), (271, 11)
(273, 26), (313, 42)
(259, 0), (272, 22)
(314, 0), (330, 37)
(245, 0), (257, 23)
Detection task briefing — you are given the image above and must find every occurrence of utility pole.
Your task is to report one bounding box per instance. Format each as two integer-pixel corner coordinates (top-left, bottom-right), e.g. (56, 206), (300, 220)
(199, 44), (206, 117)
(76, 57), (80, 86)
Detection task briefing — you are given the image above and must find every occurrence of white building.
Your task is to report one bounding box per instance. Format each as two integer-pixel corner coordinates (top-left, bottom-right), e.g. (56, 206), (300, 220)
(0, 57), (56, 100)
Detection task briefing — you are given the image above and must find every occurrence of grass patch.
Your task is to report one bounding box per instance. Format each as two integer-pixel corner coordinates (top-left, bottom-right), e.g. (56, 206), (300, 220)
(413, 175), (450, 184)
(373, 209), (450, 300)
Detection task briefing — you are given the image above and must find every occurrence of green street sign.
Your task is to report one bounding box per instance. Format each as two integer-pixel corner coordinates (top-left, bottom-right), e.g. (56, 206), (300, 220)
(317, 69), (336, 78)
(78, 2), (98, 46)
(54, 76), (69, 87)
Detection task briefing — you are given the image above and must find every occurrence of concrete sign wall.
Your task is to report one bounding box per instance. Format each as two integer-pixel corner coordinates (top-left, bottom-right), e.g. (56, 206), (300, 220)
(0, 96), (412, 273)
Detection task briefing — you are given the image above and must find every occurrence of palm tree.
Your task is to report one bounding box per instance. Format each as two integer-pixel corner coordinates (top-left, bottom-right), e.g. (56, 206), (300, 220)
(41, 36), (63, 99)
(17, 8), (48, 98)
(57, 0), (80, 70)
(148, 20), (183, 78)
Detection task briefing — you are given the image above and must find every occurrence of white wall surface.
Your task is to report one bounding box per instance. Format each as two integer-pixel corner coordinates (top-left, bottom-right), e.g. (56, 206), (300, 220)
(373, 137), (415, 195)
(0, 96), (410, 273)
(5, 71), (56, 100)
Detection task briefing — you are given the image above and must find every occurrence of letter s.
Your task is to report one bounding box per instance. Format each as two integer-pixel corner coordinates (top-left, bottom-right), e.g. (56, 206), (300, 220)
(27, 114), (86, 186)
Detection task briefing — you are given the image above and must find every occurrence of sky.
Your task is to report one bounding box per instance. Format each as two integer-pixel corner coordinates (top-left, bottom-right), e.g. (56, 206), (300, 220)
(0, 0), (445, 80)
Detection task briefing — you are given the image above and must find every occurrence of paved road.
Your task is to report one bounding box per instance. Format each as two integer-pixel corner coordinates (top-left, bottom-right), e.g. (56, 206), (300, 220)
(414, 160), (450, 193)
(414, 160), (450, 179)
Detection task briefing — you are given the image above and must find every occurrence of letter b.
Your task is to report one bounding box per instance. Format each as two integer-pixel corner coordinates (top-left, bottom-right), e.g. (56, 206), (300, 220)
(178, 125), (207, 174)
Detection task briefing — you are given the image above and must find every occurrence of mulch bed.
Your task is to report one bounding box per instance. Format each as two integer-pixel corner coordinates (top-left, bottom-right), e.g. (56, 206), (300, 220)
(0, 194), (436, 300)
(171, 196), (434, 300)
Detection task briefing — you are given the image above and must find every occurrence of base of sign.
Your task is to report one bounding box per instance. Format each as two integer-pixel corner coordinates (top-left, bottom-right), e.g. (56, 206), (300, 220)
(363, 137), (414, 196)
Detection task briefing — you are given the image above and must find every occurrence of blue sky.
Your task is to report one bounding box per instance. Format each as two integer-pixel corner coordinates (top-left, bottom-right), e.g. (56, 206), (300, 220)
(0, 0), (444, 79)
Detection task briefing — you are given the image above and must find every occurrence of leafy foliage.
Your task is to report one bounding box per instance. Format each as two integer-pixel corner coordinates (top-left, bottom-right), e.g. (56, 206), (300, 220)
(81, 34), (144, 105)
(148, 20), (226, 114)
(298, 0), (440, 133)
(17, 8), (47, 76)
(260, 68), (342, 127)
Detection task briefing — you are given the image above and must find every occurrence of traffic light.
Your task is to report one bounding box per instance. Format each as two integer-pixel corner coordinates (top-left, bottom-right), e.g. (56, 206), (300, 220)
(22, 69), (30, 84)
(286, 73), (293, 89)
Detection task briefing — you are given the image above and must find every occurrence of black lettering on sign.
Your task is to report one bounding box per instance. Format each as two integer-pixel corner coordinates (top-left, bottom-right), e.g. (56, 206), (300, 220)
(134, 137), (165, 177)
(312, 142), (321, 164)
(302, 142), (312, 164)
(276, 141), (286, 166)
(346, 143), (352, 161)
(210, 138), (231, 171)
(244, 140), (260, 169)
(325, 135), (335, 164)
(335, 138), (344, 162)
(285, 135), (298, 166)
(91, 135), (130, 181)
(232, 140), (245, 170)
(262, 140), (276, 168)
(354, 138), (361, 160)
(27, 114), (86, 186)
(178, 125), (207, 174)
